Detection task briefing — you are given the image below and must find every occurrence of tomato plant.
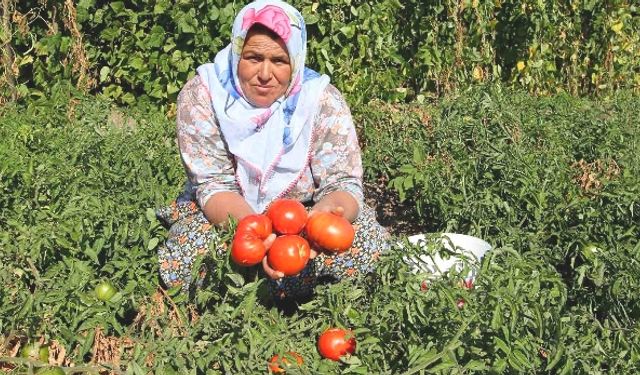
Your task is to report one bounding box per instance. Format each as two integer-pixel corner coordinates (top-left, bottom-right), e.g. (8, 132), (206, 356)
(20, 342), (49, 362)
(237, 214), (272, 239)
(231, 231), (267, 267)
(581, 242), (601, 261)
(266, 199), (308, 235)
(35, 367), (64, 375)
(305, 212), (355, 252)
(268, 351), (303, 373)
(317, 328), (356, 361)
(94, 281), (117, 302)
(2, 72), (640, 374)
(267, 235), (311, 276)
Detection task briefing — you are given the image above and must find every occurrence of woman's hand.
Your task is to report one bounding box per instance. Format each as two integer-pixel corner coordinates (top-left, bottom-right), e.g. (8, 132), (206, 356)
(260, 233), (283, 279)
(310, 191), (359, 223)
(261, 233), (318, 280)
(309, 205), (345, 218)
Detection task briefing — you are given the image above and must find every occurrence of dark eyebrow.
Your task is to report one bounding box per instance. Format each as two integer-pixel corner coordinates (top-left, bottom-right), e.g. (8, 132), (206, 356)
(241, 50), (263, 59)
(273, 54), (290, 61)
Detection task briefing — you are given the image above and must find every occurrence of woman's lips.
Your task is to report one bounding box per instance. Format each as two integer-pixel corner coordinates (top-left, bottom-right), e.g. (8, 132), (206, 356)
(254, 85), (273, 94)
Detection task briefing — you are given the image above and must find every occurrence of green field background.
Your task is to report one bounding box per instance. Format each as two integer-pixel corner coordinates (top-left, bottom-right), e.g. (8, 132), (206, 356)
(1, 0), (639, 373)
(2, 0), (639, 105)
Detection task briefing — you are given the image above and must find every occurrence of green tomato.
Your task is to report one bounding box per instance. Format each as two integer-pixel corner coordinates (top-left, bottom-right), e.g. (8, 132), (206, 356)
(36, 366), (65, 375)
(95, 281), (117, 302)
(581, 242), (601, 261)
(20, 342), (49, 362)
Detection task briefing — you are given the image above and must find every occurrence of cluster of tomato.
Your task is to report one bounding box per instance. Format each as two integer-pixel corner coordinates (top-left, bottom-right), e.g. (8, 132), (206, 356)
(230, 198), (355, 276)
(269, 327), (356, 372)
(19, 342), (64, 374)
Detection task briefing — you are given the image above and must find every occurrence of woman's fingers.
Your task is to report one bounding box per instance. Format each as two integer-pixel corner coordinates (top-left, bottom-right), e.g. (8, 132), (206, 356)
(309, 205), (345, 218)
(309, 248), (318, 259)
(262, 254), (284, 280)
(331, 206), (345, 217)
(263, 233), (277, 250)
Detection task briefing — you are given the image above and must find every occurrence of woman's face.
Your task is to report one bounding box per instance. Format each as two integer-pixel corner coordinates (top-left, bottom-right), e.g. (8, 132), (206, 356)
(238, 28), (292, 108)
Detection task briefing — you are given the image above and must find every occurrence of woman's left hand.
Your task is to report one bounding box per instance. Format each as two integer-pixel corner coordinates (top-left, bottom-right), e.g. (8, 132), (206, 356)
(308, 205), (344, 219)
(309, 191), (359, 223)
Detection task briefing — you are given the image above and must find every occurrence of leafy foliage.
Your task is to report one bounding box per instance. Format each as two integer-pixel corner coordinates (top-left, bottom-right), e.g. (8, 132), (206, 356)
(2, 0), (639, 106)
(1, 85), (639, 373)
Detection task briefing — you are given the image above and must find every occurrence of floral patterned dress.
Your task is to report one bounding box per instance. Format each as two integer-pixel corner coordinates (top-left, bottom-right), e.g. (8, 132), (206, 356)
(157, 76), (390, 299)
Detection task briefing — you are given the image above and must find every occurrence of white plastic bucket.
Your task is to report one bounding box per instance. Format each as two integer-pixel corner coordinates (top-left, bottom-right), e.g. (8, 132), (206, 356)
(401, 233), (492, 279)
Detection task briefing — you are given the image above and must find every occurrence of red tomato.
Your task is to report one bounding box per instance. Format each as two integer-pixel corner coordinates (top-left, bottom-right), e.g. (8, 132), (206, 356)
(462, 278), (474, 289)
(317, 328), (356, 361)
(305, 212), (355, 252)
(268, 351), (303, 373)
(266, 199), (308, 235)
(457, 298), (466, 309)
(420, 280), (429, 291)
(237, 214), (272, 240)
(231, 231), (266, 267)
(267, 235), (310, 276)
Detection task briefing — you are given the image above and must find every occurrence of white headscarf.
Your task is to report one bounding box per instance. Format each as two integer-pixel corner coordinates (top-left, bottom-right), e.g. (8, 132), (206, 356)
(197, 0), (330, 213)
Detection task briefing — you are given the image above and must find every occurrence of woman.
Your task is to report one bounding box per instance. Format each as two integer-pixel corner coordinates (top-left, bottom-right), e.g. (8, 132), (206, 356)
(157, 0), (390, 300)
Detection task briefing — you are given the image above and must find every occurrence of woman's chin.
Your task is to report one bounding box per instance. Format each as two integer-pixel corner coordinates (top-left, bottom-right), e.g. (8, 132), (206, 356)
(245, 86), (289, 108)
(248, 95), (276, 108)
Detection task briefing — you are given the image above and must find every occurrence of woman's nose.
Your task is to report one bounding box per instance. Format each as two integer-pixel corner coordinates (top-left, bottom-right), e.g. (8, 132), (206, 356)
(258, 62), (271, 81)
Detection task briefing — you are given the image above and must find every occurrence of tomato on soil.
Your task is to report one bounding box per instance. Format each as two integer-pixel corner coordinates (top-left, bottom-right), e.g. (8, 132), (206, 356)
(236, 214), (272, 239)
(305, 211), (355, 253)
(317, 328), (356, 361)
(95, 281), (117, 302)
(20, 342), (49, 362)
(231, 231), (267, 267)
(267, 235), (311, 276)
(268, 351), (303, 373)
(266, 199), (308, 235)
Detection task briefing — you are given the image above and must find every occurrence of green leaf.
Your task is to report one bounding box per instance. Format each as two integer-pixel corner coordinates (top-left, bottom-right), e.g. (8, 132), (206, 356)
(153, 0), (169, 14)
(147, 237), (159, 250)
(145, 208), (157, 222)
(494, 337), (510, 355)
(129, 56), (144, 71)
(126, 361), (147, 375)
(109, 1), (125, 13)
(464, 360), (487, 370)
(546, 344), (565, 370)
(85, 247), (99, 264)
(99, 66), (111, 83)
(227, 273), (244, 287)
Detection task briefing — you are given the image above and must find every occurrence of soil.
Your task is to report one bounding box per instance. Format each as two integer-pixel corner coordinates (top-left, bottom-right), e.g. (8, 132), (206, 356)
(363, 180), (425, 237)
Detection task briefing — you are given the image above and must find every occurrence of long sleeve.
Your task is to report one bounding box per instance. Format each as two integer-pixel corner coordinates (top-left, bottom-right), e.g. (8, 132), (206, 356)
(176, 76), (239, 208)
(310, 84), (364, 209)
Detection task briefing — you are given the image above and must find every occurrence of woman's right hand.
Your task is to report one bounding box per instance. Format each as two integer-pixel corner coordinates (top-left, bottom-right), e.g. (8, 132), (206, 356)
(261, 233), (284, 280)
